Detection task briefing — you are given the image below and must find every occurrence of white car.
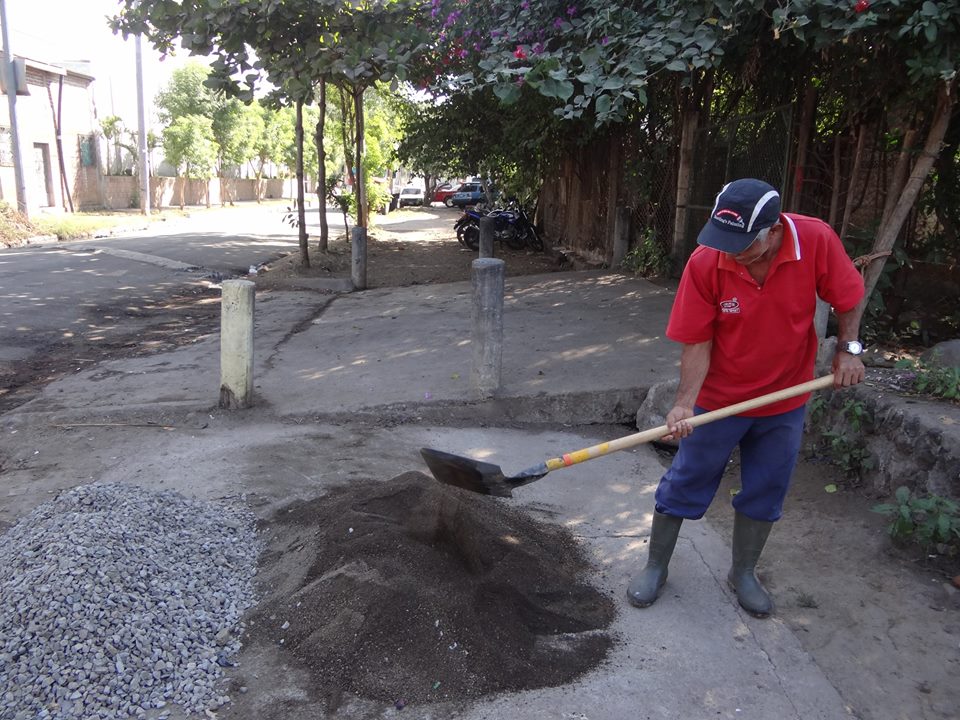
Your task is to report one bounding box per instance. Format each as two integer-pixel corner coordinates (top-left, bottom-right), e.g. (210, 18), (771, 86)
(398, 186), (425, 207)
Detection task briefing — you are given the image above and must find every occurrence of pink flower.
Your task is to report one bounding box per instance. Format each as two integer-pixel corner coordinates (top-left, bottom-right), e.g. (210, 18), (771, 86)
(854, 0), (870, 11)
(514, 45), (527, 60)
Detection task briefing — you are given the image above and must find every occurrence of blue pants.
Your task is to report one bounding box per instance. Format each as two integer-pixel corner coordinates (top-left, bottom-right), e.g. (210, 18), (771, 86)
(654, 405), (806, 522)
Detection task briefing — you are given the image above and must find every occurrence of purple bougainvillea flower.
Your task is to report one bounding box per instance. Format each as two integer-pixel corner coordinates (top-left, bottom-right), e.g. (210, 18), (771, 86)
(458, 48), (468, 58)
(601, 36), (610, 45)
(553, 17), (564, 29)
(521, 0), (530, 8)
(567, 5), (577, 17)
(532, 42), (545, 54)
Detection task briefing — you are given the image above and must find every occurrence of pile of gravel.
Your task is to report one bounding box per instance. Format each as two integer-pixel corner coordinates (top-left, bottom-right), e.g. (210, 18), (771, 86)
(0, 482), (261, 719)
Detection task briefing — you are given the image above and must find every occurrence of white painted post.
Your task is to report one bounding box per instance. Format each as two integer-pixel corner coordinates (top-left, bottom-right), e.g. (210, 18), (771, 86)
(220, 280), (255, 409)
(471, 258), (505, 398)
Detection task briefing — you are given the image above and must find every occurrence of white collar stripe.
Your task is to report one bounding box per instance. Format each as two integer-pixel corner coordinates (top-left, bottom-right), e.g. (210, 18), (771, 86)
(746, 190), (780, 231)
(783, 215), (801, 259)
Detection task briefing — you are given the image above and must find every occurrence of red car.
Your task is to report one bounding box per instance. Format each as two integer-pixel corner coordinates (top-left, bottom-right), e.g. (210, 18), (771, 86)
(432, 182), (464, 207)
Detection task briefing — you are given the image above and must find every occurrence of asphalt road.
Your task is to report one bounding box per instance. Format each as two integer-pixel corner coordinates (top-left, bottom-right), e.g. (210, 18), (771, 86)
(0, 203), (340, 413)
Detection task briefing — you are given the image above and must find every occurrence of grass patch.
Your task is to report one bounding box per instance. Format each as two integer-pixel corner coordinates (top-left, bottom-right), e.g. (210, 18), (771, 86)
(31, 213), (151, 241)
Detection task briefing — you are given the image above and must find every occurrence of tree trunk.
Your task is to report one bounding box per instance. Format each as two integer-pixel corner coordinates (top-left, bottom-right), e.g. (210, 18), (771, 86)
(882, 127), (917, 225)
(857, 80), (956, 314)
(827, 131), (844, 229)
(353, 86), (367, 229)
(315, 78), (329, 252)
(790, 84), (817, 212)
(295, 98), (310, 268)
(839, 120), (868, 242)
(671, 105), (699, 271)
(339, 87), (356, 193)
(254, 159), (265, 204)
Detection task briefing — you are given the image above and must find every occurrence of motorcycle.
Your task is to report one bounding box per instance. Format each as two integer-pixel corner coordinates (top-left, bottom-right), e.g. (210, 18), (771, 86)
(454, 200), (543, 252)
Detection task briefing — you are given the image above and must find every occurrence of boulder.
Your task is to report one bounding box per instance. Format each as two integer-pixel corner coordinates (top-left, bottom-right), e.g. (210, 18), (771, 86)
(636, 378), (680, 448)
(921, 339), (960, 369)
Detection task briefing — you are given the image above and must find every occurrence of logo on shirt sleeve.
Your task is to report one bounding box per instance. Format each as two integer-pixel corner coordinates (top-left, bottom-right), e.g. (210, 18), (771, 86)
(720, 297), (741, 314)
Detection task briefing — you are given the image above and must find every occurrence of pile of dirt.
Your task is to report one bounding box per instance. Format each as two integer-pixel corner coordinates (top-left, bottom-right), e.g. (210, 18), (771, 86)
(243, 471), (615, 709)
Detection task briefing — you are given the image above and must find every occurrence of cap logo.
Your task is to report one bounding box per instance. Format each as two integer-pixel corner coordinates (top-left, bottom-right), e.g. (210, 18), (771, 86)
(713, 209), (745, 229)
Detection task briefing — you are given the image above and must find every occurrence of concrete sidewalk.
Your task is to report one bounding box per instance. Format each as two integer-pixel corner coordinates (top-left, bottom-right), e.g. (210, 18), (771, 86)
(0, 270), (854, 719)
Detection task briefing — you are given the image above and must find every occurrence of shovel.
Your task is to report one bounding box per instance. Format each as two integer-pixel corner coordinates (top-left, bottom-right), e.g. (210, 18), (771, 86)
(421, 374), (835, 497)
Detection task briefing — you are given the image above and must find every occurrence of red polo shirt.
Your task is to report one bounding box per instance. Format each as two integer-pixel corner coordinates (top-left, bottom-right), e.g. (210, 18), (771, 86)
(666, 213), (864, 415)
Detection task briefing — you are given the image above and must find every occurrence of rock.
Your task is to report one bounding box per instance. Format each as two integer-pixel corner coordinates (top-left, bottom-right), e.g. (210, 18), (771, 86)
(921, 339), (960, 369)
(636, 378), (680, 448)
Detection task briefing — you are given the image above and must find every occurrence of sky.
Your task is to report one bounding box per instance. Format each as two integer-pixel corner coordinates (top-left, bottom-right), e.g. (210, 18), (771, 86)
(5, 0), (198, 127)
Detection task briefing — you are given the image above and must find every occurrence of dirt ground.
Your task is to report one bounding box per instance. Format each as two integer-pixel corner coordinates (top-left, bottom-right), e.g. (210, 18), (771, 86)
(251, 206), (569, 291)
(696, 450), (960, 720)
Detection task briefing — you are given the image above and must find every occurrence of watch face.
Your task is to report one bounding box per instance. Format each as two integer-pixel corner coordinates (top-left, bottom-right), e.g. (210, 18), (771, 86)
(845, 341), (863, 355)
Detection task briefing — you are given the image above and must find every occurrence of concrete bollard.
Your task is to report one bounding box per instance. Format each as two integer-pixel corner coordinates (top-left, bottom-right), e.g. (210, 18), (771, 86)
(611, 205), (630, 268)
(219, 279), (255, 409)
(351, 226), (367, 290)
(479, 216), (496, 258)
(471, 258), (505, 398)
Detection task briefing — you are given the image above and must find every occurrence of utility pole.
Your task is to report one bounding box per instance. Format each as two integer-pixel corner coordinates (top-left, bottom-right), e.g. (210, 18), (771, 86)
(0, 0), (29, 217)
(135, 35), (150, 214)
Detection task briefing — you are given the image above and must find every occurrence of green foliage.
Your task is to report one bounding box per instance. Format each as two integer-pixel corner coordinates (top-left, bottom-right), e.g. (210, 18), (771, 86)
(213, 98), (265, 170)
(811, 398), (875, 478)
(162, 115), (218, 179)
(873, 486), (960, 554)
(155, 62), (218, 124)
(894, 358), (960, 400)
(621, 228), (670, 277)
(428, 1), (959, 126)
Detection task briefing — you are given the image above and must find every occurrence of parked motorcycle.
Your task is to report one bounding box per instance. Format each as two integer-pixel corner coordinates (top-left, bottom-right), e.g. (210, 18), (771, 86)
(454, 200), (542, 252)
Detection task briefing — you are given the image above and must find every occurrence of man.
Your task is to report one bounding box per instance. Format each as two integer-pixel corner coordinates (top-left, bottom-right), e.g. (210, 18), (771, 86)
(628, 178), (866, 617)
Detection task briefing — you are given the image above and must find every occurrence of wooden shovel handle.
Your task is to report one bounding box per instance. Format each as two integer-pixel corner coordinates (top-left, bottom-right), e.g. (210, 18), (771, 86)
(543, 374), (835, 472)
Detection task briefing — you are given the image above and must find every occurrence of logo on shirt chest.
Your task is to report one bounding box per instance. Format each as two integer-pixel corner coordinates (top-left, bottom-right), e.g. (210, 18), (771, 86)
(720, 297), (741, 314)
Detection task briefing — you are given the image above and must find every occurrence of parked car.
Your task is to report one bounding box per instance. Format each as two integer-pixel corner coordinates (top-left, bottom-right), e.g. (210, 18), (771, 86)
(448, 183), (488, 208)
(398, 186), (425, 207)
(431, 182), (459, 205)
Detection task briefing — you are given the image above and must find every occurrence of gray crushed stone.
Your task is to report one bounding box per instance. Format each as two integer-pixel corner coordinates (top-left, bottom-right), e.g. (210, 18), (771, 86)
(0, 482), (261, 719)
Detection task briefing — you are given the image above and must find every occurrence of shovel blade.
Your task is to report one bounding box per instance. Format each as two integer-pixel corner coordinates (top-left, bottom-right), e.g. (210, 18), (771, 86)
(419, 447), (515, 497)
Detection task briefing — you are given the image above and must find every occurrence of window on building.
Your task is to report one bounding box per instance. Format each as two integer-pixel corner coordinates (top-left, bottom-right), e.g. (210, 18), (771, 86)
(0, 127), (12, 166)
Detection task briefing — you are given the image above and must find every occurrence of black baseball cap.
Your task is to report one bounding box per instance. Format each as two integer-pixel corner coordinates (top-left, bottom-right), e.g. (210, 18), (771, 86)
(697, 179), (781, 253)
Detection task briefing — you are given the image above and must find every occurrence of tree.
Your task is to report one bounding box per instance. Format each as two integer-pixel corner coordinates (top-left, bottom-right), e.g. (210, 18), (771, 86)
(213, 98), (264, 204)
(425, 0), (958, 298)
(162, 115), (218, 210)
(252, 104), (295, 202)
(155, 62), (218, 125)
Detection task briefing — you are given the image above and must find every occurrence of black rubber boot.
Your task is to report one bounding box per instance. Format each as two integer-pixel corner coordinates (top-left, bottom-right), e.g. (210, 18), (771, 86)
(728, 512), (775, 618)
(627, 511), (683, 608)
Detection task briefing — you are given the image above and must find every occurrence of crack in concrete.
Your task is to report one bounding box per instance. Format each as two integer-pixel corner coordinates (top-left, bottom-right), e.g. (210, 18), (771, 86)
(263, 297), (339, 370)
(686, 533), (809, 719)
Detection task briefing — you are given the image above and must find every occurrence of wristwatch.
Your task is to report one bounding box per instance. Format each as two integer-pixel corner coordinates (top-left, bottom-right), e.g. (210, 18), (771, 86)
(839, 340), (864, 356)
